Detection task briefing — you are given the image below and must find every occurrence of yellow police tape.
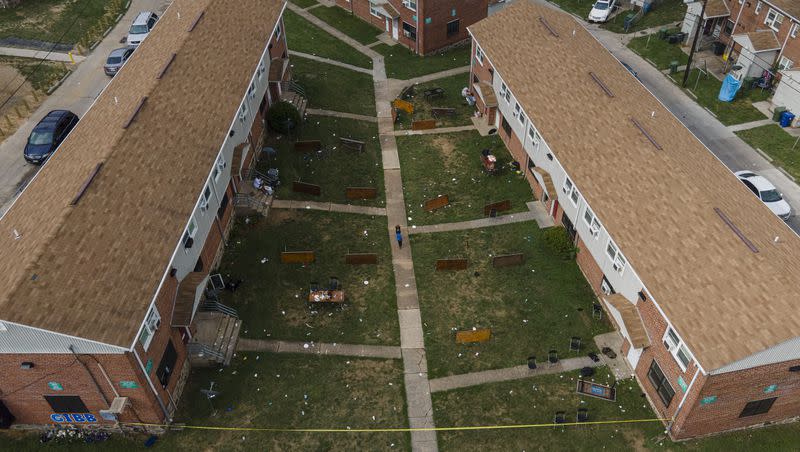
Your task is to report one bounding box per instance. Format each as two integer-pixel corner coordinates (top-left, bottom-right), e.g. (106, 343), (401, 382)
(124, 418), (672, 433)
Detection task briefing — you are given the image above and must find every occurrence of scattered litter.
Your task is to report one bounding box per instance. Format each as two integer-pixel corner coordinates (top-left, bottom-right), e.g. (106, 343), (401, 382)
(260, 258), (267, 264)
(364, 280), (369, 285)
(303, 343), (310, 349)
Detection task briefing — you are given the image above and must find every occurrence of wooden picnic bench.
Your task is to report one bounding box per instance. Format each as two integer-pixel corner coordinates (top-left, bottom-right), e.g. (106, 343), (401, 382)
(423, 87), (444, 100)
(431, 107), (456, 118)
(308, 290), (345, 303)
(339, 137), (365, 152)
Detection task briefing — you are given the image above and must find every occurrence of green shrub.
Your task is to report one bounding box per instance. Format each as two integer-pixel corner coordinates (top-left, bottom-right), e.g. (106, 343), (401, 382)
(267, 101), (301, 134)
(541, 226), (578, 260)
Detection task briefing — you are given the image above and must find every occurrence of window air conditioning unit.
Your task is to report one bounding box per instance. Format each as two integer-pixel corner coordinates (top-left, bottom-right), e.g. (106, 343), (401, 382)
(109, 397), (129, 414)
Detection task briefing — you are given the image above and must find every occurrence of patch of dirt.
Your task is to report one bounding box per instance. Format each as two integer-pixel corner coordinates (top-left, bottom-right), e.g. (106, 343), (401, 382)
(432, 135), (460, 171)
(0, 63), (39, 142)
(621, 427), (649, 452)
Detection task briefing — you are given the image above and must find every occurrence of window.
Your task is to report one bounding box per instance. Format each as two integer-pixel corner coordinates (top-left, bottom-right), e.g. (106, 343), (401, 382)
(583, 207), (601, 238)
(792, 23), (799, 38)
(606, 240), (617, 260)
(755, 1), (762, 14)
(248, 82), (256, 99)
(45, 396), (88, 413)
(612, 253), (626, 274)
(183, 217), (197, 249)
(739, 397), (777, 417)
(217, 192), (229, 218)
(723, 19), (734, 36)
(258, 58), (266, 79)
(402, 22), (417, 40)
(139, 306), (161, 350)
(562, 177), (573, 194)
(200, 185), (212, 212)
(447, 19), (459, 37)
(501, 117), (512, 136)
(600, 276), (614, 295)
(156, 340), (178, 388)
(663, 327), (692, 370)
(369, 2), (380, 17)
(569, 186), (579, 206)
(765, 9), (784, 31)
(528, 127), (540, 150)
(499, 82), (511, 103)
(274, 23), (282, 40)
(779, 56), (794, 70)
(519, 111), (527, 126)
(213, 154), (226, 181)
(402, 0), (417, 11)
(475, 45), (484, 65)
(238, 101), (248, 123)
(647, 360), (675, 407)
(512, 102), (521, 120)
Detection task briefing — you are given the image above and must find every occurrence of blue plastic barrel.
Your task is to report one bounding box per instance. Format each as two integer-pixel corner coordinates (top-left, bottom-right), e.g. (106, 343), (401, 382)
(780, 111), (795, 127)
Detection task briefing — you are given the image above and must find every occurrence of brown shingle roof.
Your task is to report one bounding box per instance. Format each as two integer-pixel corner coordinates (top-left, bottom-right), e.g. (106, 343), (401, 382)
(746, 30), (781, 51)
(704, 0), (730, 19)
(469, 1), (800, 371)
(765, 0), (800, 21)
(0, 0), (285, 347)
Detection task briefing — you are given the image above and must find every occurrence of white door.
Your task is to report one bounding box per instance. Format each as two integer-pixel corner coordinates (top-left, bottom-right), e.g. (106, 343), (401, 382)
(392, 18), (399, 40)
(385, 18), (390, 32)
(627, 346), (643, 370)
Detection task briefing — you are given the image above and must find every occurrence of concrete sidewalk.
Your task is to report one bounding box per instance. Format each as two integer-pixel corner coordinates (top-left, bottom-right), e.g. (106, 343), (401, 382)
(408, 203), (553, 235)
(0, 47), (85, 63)
(289, 50), (373, 74)
(391, 125), (476, 136)
(305, 108), (378, 123)
(271, 199), (386, 216)
(237, 338), (402, 359)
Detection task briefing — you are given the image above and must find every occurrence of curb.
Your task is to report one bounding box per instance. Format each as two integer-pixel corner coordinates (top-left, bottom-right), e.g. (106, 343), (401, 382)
(755, 147), (774, 162)
(46, 70), (72, 95)
(703, 107), (718, 118)
(778, 167), (797, 182)
(686, 90), (697, 100)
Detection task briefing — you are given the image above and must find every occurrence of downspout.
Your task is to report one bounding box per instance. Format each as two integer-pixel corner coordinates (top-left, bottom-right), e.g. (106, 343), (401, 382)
(68, 345), (111, 406)
(667, 366), (701, 436)
(723, 0), (748, 70)
(132, 348), (170, 422)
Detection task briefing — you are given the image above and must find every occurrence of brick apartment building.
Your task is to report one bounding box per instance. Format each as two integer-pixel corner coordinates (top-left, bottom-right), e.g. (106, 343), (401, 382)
(333, 0), (488, 54)
(469, 1), (800, 440)
(0, 0), (289, 429)
(683, 0), (800, 77)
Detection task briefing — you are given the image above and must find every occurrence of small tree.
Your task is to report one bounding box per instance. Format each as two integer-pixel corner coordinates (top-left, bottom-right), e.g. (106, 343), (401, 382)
(267, 101), (300, 134)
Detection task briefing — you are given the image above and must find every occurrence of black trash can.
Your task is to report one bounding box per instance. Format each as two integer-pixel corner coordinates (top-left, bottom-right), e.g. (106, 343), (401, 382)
(713, 41), (726, 56)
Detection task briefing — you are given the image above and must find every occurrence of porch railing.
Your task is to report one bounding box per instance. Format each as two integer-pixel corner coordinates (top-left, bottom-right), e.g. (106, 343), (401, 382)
(199, 300), (239, 319)
(187, 342), (225, 363)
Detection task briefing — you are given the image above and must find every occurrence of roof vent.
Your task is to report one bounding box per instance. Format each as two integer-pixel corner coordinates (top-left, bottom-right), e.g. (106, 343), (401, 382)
(70, 163), (103, 206)
(157, 53), (176, 79)
(189, 10), (205, 32)
(714, 207), (759, 253)
(589, 72), (614, 98)
(123, 96), (147, 129)
(630, 118), (662, 150)
(539, 17), (559, 38)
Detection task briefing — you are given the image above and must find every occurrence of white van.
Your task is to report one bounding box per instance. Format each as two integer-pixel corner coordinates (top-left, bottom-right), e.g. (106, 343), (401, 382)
(127, 11), (159, 46)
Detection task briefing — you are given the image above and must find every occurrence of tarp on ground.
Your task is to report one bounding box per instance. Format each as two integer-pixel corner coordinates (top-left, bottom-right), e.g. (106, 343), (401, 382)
(719, 74), (741, 102)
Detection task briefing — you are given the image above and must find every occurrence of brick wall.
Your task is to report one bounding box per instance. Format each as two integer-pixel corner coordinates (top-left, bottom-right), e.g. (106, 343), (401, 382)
(672, 358), (800, 439)
(419, 0), (488, 54)
(721, 1), (800, 67)
(575, 236), (605, 296)
(269, 17), (288, 60)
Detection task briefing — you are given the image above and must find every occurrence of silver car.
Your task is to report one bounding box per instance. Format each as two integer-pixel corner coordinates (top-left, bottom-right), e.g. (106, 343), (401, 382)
(104, 47), (134, 76)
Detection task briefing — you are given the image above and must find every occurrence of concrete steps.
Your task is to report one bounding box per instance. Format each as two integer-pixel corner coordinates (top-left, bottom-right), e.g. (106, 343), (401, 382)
(189, 311), (240, 367)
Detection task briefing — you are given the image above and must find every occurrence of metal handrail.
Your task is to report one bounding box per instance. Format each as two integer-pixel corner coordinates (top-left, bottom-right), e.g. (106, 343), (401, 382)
(199, 300), (239, 319)
(187, 342), (225, 362)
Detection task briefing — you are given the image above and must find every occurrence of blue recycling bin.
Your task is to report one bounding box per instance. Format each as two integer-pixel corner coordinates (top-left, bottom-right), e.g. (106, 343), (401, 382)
(780, 111), (795, 127)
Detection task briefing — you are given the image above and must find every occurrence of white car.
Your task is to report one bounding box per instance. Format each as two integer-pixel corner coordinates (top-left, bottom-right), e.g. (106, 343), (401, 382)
(735, 171), (791, 221)
(588, 0), (616, 23)
(127, 11), (158, 46)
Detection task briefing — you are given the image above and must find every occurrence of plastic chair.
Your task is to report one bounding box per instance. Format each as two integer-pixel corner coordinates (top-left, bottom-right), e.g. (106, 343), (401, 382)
(592, 303), (603, 320)
(548, 350), (559, 366)
(570, 337), (581, 352)
(577, 408), (589, 423)
(553, 411), (566, 425)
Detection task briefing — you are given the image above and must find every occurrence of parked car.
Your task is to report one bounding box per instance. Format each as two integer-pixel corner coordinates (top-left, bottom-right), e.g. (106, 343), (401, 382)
(23, 110), (79, 164)
(588, 0), (616, 23)
(734, 171), (791, 220)
(127, 11), (158, 46)
(104, 47), (134, 76)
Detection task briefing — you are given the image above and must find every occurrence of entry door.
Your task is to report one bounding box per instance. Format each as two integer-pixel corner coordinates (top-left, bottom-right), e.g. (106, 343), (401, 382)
(385, 18), (390, 32)
(392, 18), (399, 40)
(627, 346), (643, 370)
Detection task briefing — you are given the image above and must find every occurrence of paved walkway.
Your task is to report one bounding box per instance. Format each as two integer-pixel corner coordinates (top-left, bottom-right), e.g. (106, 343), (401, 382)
(727, 118), (773, 132)
(408, 203), (553, 235)
(305, 107), (379, 123)
(237, 338), (402, 359)
(0, 47), (85, 63)
(286, 3), (381, 61)
(271, 199), (386, 216)
(289, 50), (373, 74)
(391, 124), (476, 136)
(429, 356), (600, 393)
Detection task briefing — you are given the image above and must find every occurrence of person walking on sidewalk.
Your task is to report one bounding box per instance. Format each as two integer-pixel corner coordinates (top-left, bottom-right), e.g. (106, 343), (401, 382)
(395, 225), (403, 248)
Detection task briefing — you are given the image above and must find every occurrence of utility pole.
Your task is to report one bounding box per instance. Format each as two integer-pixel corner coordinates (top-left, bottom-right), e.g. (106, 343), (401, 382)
(683, 0), (708, 87)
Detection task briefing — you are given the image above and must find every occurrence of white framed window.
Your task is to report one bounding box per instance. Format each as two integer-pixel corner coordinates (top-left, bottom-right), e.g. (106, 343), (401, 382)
(402, 0), (417, 11)
(200, 185), (211, 212)
(238, 101), (248, 123)
(248, 81), (256, 99)
(183, 217), (197, 250)
(583, 206), (601, 238)
(779, 56), (794, 70)
(213, 154), (226, 181)
(369, 2), (381, 17)
(139, 306), (161, 351)
(791, 23), (799, 38)
(475, 45), (484, 65)
(258, 58), (266, 79)
(663, 327), (692, 371)
(605, 240), (626, 274)
(600, 277), (613, 295)
(562, 177), (573, 194)
(512, 102), (521, 120)
(606, 240), (617, 260)
(569, 186), (579, 206)
(274, 23), (282, 40)
(528, 126), (540, 150)
(519, 110), (527, 126)
(755, 1), (762, 14)
(765, 8), (784, 31)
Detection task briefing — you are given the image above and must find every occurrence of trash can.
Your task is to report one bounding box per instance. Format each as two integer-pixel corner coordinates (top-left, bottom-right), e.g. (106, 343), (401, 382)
(773, 106), (787, 122)
(780, 111), (795, 128)
(623, 14), (635, 30)
(713, 41), (725, 56)
(669, 60), (679, 74)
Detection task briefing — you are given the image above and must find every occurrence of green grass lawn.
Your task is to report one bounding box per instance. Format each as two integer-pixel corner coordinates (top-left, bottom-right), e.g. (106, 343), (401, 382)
(284, 9), (373, 69)
(434, 367), (800, 451)
(669, 69), (770, 125)
(291, 56), (376, 116)
(396, 131), (533, 226)
(0, 0), (127, 47)
(375, 44), (470, 80)
(412, 222), (610, 378)
(603, 0), (686, 34)
(289, 0), (318, 8)
(628, 32), (688, 70)
(548, 0), (595, 18)
(310, 5), (382, 45)
(220, 210), (398, 345)
(395, 73), (474, 130)
(261, 115), (384, 205)
(736, 124), (800, 180)
(0, 56), (69, 92)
